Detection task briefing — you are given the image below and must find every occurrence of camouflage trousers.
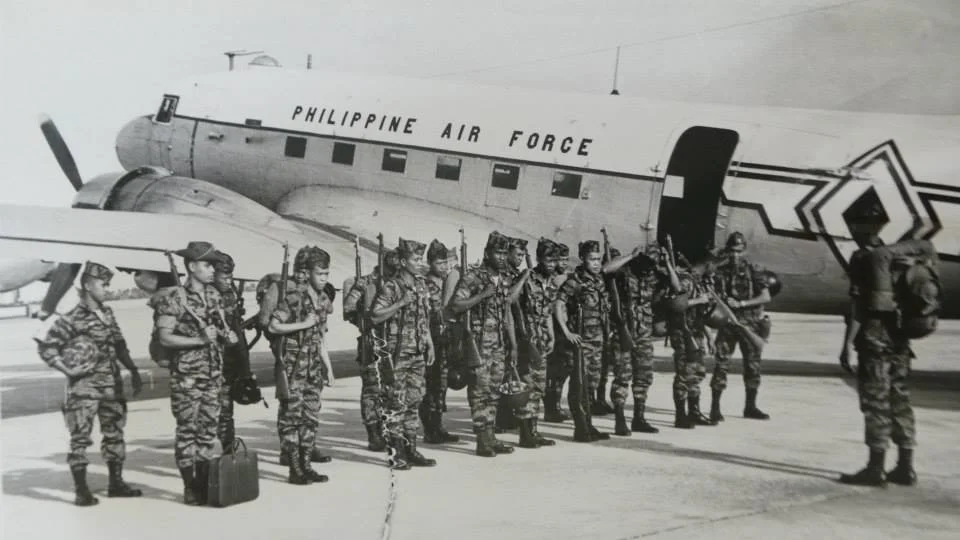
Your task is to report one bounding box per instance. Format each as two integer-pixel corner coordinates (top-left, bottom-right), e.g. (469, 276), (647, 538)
(608, 334), (655, 407)
(856, 315), (916, 450)
(170, 375), (222, 469)
(62, 395), (127, 468)
(517, 331), (550, 420)
(545, 347), (570, 400)
(384, 351), (426, 437)
(564, 334), (604, 415)
(358, 337), (386, 427)
(218, 377), (235, 452)
(711, 317), (765, 392)
(422, 329), (451, 417)
(467, 346), (506, 433)
(277, 355), (324, 455)
(669, 329), (707, 400)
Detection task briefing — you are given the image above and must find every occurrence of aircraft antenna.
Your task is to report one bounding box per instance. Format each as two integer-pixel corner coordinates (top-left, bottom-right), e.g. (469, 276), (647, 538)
(224, 50), (264, 71)
(610, 46), (621, 95)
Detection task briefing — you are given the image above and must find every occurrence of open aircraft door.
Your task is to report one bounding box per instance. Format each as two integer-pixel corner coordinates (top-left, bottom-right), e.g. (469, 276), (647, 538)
(655, 126), (739, 264)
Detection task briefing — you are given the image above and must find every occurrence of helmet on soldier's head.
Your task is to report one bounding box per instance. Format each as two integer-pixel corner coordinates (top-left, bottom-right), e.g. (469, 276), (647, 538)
(214, 251), (235, 274)
(726, 232), (747, 250)
(62, 335), (99, 375)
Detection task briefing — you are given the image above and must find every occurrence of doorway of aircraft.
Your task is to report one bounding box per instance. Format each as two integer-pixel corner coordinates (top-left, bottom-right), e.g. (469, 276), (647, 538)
(656, 126), (739, 264)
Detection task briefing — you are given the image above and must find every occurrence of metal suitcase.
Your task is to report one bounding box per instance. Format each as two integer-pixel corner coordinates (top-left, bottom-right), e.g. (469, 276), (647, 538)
(207, 439), (260, 507)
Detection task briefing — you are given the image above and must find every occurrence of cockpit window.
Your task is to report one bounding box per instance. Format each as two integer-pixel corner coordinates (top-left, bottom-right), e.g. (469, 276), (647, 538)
(155, 95), (179, 124)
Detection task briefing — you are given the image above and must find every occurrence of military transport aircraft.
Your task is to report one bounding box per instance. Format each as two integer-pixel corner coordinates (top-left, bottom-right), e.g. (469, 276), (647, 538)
(1, 66), (958, 317)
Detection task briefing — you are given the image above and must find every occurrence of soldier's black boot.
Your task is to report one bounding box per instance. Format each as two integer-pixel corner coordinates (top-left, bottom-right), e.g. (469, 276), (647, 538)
(489, 426), (515, 454)
(177, 465), (200, 505)
(840, 449), (887, 487)
(543, 391), (566, 423)
(688, 395), (716, 426)
(710, 390), (725, 423)
(586, 408), (611, 441)
(674, 396), (694, 429)
(418, 401), (433, 440)
(406, 435), (437, 467)
(287, 448), (313, 485)
(475, 428), (496, 458)
(301, 448), (329, 483)
(366, 424), (388, 452)
(572, 408), (592, 442)
(194, 460), (210, 505)
(518, 418), (540, 448)
(435, 413), (460, 443)
(614, 404), (631, 436)
(743, 388), (770, 420)
(592, 383), (614, 416)
(70, 465), (99, 507)
(531, 419), (556, 446)
(887, 448), (917, 486)
(630, 399), (659, 433)
(106, 461), (142, 498)
(390, 437), (412, 470)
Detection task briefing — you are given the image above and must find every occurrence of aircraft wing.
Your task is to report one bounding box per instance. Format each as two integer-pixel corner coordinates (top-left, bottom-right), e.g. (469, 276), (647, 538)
(0, 204), (316, 281)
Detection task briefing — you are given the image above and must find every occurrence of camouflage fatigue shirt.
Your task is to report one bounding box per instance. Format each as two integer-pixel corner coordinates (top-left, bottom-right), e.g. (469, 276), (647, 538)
(343, 272), (378, 329)
(453, 264), (514, 349)
(522, 268), (559, 352)
(373, 274), (431, 356)
(612, 267), (669, 339)
(556, 266), (610, 339)
(37, 303), (125, 399)
(670, 270), (709, 333)
(150, 284), (225, 379)
(220, 286), (242, 331)
(713, 258), (768, 319)
(272, 284), (332, 355)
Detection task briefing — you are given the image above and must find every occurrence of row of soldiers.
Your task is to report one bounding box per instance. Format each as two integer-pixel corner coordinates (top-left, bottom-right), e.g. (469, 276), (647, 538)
(341, 229), (777, 462)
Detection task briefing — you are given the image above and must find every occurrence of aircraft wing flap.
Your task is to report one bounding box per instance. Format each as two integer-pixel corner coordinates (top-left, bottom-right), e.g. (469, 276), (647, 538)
(0, 204), (304, 281)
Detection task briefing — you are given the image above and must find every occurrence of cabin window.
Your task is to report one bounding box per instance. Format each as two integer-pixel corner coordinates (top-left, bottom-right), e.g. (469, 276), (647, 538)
(435, 156), (461, 181)
(491, 164), (520, 190)
(332, 142), (355, 165)
(154, 95), (179, 124)
(245, 118), (263, 127)
(382, 149), (407, 173)
(284, 136), (307, 158)
(551, 171), (582, 199)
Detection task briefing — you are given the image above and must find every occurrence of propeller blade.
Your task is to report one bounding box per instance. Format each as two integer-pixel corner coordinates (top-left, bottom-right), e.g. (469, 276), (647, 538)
(36, 262), (81, 319)
(38, 115), (83, 192)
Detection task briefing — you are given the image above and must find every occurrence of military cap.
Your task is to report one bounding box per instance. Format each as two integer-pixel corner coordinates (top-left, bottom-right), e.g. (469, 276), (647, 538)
(175, 241), (225, 263)
(557, 243), (570, 257)
(397, 237), (427, 259)
(383, 248), (401, 269)
(214, 251), (235, 273)
(427, 239), (449, 263)
(844, 190), (889, 226)
(725, 232), (747, 250)
(536, 237), (558, 258)
(610, 247), (622, 258)
(578, 240), (601, 259)
(81, 261), (113, 282)
(486, 231), (511, 251)
(508, 236), (529, 250)
(304, 247), (331, 270)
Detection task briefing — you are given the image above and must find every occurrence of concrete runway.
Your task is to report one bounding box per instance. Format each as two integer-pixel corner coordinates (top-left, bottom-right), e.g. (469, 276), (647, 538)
(1, 299), (959, 539)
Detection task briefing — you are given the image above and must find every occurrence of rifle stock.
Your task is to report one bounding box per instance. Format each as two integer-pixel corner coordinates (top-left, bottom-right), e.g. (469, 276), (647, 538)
(460, 228), (483, 368)
(355, 236), (373, 366)
(601, 228), (633, 350)
(273, 245), (291, 401)
(705, 287), (766, 352)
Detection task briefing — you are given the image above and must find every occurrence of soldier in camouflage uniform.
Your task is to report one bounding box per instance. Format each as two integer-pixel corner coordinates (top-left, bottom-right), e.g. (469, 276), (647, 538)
(709, 232), (772, 422)
(494, 236), (532, 432)
(211, 252), (258, 454)
(839, 196), (918, 487)
(269, 246), (335, 485)
(419, 240), (461, 444)
(513, 237), (560, 448)
(544, 243), (573, 423)
(343, 249), (400, 452)
(450, 231), (519, 457)
(150, 241), (232, 505)
(36, 262), (144, 507)
(668, 257), (717, 429)
(371, 238), (437, 469)
(601, 243), (676, 435)
(555, 240), (612, 442)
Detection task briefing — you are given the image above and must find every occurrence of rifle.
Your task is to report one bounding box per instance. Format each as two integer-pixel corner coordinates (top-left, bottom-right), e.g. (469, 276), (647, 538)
(273, 245), (292, 401)
(512, 252), (543, 377)
(460, 227), (483, 369)
(601, 227), (633, 350)
(355, 235), (373, 367)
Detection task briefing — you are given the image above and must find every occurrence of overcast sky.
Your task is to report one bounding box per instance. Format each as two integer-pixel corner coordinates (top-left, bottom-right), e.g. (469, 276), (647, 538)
(2, 0), (958, 210)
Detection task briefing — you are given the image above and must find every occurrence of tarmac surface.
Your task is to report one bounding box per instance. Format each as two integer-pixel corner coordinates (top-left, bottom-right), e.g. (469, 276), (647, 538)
(1, 299), (959, 539)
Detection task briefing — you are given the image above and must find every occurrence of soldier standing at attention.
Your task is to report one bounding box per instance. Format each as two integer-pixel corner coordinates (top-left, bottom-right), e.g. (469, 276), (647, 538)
(36, 261), (144, 506)
(419, 239), (461, 444)
(371, 238), (437, 469)
(709, 232), (772, 422)
(269, 246), (335, 485)
(555, 240), (612, 442)
(450, 231), (519, 457)
(544, 243), (573, 423)
(150, 242), (230, 505)
(494, 236), (531, 432)
(668, 257), (717, 429)
(343, 249), (400, 452)
(839, 197), (918, 487)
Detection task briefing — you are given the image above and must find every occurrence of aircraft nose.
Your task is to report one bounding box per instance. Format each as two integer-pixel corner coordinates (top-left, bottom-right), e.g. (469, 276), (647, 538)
(115, 115), (154, 170)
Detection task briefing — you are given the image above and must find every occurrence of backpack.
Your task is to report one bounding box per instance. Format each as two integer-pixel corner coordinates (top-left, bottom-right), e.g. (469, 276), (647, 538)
(892, 252), (941, 339)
